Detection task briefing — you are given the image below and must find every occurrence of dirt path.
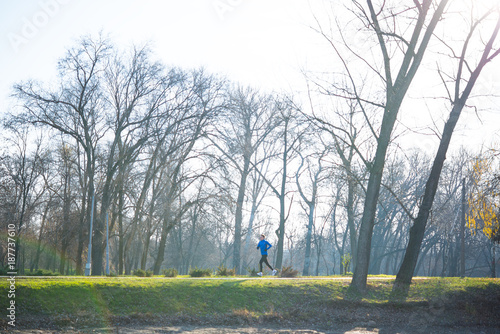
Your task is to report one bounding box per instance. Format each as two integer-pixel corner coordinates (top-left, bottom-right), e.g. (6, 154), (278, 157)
(6, 325), (500, 334)
(5, 327), (373, 334)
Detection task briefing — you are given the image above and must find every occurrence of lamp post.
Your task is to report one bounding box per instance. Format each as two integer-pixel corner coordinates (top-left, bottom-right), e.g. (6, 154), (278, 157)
(84, 194), (94, 276)
(106, 211), (110, 275)
(460, 178), (466, 277)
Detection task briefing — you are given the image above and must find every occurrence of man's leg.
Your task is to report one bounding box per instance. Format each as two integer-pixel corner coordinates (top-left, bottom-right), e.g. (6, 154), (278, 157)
(259, 256), (264, 272)
(262, 255), (273, 270)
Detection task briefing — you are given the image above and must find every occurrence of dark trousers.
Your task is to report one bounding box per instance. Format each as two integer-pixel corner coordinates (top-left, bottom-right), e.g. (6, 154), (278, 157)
(259, 255), (273, 272)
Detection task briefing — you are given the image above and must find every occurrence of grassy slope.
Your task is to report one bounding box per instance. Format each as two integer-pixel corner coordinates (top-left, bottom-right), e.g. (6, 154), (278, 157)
(1, 276), (499, 329)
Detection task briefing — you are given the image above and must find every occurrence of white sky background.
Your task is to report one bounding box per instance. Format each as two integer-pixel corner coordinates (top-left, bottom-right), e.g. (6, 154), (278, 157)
(0, 0), (320, 110)
(1, 0), (499, 155)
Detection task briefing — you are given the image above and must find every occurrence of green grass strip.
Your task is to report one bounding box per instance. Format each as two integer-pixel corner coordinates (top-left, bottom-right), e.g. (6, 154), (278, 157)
(0, 276), (498, 324)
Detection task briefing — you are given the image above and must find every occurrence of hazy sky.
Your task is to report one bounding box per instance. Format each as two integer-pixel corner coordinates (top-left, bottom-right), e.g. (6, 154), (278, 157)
(1, 0), (499, 153)
(0, 0), (319, 111)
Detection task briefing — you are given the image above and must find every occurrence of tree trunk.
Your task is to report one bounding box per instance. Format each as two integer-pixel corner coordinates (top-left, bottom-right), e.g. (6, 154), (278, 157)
(91, 214), (104, 276)
(351, 112), (395, 290)
(153, 202), (175, 274)
(92, 175), (114, 275)
(140, 233), (151, 271)
(303, 203), (315, 276)
(315, 239), (322, 276)
(460, 178), (466, 277)
(59, 167), (71, 274)
(118, 183), (125, 275)
(75, 199), (86, 275)
(233, 156), (250, 274)
(34, 199), (50, 271)
(275, 120), (289, 270)
(84, 144), (96, 275)
(492, 242), (497, 278)
(298, 154), (322, 276)
(346, 176), (358, 273)
(141, 196), (157, 271)
(242, 198), (258, 271)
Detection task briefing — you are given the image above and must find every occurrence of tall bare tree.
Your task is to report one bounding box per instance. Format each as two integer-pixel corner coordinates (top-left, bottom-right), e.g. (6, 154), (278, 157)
(0, 126), (49, 273)
(253, 97), (303, 270)
(295, 145), (328, 276)
(210, 86), (279, 274)
(152, 69), (225, 274)
(11, 35), (111, 274)
(312, 0), (450, 292)
(93, 44), (167, 275)
(310, 99), (367, 274)
(393, 4), (500, 297)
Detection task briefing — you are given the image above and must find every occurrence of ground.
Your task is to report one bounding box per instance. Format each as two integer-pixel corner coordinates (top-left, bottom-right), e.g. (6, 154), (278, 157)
(4, 324), (500, 333)
(2, 277), (499, 333)
(3, 304), (500, 334)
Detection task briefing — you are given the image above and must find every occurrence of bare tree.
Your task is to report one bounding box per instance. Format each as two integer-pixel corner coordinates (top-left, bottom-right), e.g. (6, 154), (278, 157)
(91, 44), (167, 275)
(152, 69), (225, 274)
(393, 4), (500, 297)
(310, 99), (367, 274)
(253, 97), (304, 270)
(311, 0), (450, 292)
(295, 145), (328, 275)
(0, 126), (49, 273)
(10, 35), (111, 274)
(240, 154), (271, 271)
(10, 36), (191, 275)
(210, 86), (279, 274)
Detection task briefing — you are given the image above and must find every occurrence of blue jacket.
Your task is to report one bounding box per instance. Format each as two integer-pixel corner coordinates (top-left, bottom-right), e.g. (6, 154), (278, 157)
(257, 240), (272, 255)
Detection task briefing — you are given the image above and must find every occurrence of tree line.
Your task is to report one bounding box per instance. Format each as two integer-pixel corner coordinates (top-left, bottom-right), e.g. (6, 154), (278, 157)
(1, 0), (499, 298)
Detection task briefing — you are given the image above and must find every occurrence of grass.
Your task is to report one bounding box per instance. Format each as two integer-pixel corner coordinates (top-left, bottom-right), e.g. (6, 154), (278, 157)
(0, 276), (499, 328)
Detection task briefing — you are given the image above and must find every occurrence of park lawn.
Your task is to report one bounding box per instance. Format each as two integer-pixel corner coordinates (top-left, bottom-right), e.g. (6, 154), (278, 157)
(2, 277), (349, 317)
(0, 276), (499, 328)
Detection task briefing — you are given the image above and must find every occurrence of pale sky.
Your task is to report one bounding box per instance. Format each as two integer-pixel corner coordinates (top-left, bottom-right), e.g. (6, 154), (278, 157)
(0, 0), (321, 112)
(1, 0), (499, 154)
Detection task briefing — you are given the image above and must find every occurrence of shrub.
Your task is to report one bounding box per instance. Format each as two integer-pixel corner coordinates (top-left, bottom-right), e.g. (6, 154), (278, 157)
(133, 269), (146, 277)
(106, 272), (118, 277)
(25, 269), (60, 276)
(216, 264), (236, 276)
(162, 268), (178, 277)
(145, 270), (154, 277)
(247, 267), (259, 277)
(189, 267), (212, 277)
(341, 253), (352, 275)
(280, 266), (299, 278)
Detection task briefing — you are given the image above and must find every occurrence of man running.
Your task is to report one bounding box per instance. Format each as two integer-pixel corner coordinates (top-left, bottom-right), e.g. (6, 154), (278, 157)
(257, 234), (278, 276)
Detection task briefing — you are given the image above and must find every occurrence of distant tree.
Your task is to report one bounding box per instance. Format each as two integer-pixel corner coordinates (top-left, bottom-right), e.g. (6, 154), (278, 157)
(295, 146), (328, 276)
(0, 127), (48, 273)
(256, 97), (304, 270)
(210, 86), (279, 274)
(112, 66), (196, 274)
(240, 155), (271, 271)
(310, 99), (367, 274)
(467, 156), (500, 243)
(152, 69), (225, 275)
(370, 155), (427, 275)
(54, 142), (79, 275)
